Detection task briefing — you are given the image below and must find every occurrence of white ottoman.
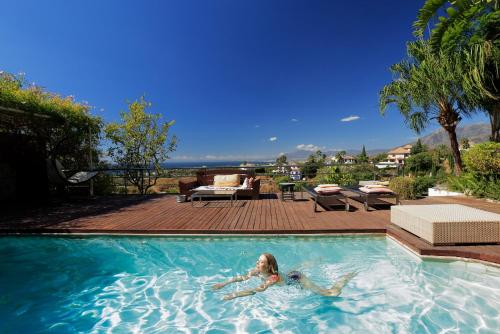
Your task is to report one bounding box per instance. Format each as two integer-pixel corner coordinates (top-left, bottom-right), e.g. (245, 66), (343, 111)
(391, 204), (500, 245)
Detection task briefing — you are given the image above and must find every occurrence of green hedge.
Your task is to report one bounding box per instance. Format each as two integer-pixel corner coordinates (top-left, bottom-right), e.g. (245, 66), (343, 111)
(389, 176), (436, 199)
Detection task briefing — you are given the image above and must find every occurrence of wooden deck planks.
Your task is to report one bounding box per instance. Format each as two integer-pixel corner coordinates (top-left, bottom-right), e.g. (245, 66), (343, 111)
(1, 194), (499, 264)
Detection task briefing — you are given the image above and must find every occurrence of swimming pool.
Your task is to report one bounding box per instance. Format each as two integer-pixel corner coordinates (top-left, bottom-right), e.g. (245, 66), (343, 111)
(1, 236), (499, 333)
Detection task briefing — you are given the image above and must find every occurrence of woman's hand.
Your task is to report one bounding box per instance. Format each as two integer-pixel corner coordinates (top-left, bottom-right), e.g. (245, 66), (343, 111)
(212, 282), (226, 290)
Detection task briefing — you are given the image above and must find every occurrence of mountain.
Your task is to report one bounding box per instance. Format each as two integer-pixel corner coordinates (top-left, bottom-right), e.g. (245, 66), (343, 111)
(285, 148), (387, 161)
(409, 123), (491, 148)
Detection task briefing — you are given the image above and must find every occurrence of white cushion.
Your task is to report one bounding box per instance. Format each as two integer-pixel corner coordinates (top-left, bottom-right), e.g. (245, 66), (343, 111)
(213, 174), (240, 187)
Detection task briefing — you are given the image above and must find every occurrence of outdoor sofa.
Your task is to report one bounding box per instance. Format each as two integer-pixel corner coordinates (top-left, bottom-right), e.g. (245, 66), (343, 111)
(179, 169), (260, 200)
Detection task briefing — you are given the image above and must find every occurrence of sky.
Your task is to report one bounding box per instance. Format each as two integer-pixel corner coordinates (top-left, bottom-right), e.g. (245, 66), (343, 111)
(0, 0), (489, 161)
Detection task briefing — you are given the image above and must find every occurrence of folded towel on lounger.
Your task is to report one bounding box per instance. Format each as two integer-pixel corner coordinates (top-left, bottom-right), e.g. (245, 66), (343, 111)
(359, 186), (394, 194)
(314, 186), (342, 194)
(365, 184), (388, 189)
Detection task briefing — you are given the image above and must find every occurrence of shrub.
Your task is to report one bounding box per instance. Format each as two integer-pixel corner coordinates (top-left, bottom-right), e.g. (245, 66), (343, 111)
(93, 173), (116, 195)
(389, 177), (416, 199)
(405, 152), (433, 175)
(273, 175), (292, 184)
(448, 174), (500, 200)
(315, 166), (355, 186)
(413, 176), (436, 196)
(448, 142), (500, 200)
(462, 142), (500, 174)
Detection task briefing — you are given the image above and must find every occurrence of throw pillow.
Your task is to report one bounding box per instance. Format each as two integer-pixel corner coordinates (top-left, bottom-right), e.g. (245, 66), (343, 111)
(213, 174), (240, 187)
(247, 177), (255, 189)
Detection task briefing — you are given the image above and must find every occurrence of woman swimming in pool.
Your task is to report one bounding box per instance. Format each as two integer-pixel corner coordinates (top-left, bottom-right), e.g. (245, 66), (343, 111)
(212, 253), (356, 300)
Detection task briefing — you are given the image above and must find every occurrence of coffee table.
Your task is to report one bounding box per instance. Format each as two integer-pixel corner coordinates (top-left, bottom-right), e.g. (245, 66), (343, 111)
(191, 189), (238, 207)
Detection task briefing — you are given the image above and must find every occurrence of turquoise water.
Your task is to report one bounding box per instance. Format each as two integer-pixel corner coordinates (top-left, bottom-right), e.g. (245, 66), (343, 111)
(1, 236), (499, 333)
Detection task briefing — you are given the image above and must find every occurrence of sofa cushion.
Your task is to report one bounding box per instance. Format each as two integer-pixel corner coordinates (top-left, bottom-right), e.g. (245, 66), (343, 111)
(213, 174), (240, 187)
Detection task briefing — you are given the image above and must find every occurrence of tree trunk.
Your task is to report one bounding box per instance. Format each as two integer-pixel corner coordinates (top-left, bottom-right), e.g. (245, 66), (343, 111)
(437, 104), (463, 175)
(445, 127), (463, 175)
(488, 104), (500, 142)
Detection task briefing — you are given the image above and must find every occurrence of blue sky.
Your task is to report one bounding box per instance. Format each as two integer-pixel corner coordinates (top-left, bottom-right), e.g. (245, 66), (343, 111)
(1, 0), (488, 161)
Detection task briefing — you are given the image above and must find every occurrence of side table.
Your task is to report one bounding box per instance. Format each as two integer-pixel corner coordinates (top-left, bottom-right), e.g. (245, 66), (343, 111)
(279, 182), (295, 201)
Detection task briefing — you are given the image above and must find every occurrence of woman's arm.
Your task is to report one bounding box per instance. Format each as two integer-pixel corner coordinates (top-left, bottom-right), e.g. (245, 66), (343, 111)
(222, 281), (273, 300)
(212, 269), (257, 290)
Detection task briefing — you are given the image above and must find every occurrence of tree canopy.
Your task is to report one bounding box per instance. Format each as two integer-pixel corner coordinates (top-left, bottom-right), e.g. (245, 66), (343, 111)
(276, 154), (287, 165)
(105, 96), (177, 194)
(357, 145), (368, 163)
(379, 40), (473, 174)
(0, 71), (101, 169)
(413, 0), (500, 142)
(411, 139), (428, 154)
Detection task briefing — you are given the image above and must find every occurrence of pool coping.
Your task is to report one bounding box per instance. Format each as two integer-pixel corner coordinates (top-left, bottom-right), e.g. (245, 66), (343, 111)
(2, 230), (500, 268)
(386, 235), (500, 269)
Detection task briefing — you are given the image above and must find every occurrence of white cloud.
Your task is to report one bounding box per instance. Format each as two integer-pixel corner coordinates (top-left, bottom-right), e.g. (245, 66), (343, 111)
(291, 118), (298, 122)
(296, 144), (324, 152)
(205, 155), (217, 159)
(269, 137), (277, 142)
(340, 115), (360, 122)
(255, 125), (261, 128)
(278, 152), (285, 156)
(100, 108), (105, 112)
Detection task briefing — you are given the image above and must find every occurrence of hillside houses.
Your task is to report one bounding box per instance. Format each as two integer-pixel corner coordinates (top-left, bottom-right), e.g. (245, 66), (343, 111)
(376, 144), (412, 168)
(387, 144), (412, 164)
(330, 155), (357, 164)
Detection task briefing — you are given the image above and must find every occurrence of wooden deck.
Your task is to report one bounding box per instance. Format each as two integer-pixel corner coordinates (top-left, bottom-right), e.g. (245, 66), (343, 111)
(1, 193), (499, 265)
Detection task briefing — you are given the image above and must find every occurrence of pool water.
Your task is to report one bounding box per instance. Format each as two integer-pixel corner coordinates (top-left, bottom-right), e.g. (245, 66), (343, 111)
(1, 236), (499, 333)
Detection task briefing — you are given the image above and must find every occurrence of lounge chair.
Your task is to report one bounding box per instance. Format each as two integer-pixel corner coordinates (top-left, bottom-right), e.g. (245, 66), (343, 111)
(46, 159), (98, 188)
(348, 184), (400, 211)
(304, 185), (350, 212)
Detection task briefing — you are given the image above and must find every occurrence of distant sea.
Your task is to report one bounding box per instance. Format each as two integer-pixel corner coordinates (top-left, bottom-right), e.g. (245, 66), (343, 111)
(161, 161), (271, 169)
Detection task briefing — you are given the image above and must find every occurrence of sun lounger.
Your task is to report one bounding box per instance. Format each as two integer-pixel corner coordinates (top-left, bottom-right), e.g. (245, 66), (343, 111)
(391, 204), (500, 245)
(348, 186), (400, 211)
(304, 186), (350, 212)
(46, 159), (98, 185)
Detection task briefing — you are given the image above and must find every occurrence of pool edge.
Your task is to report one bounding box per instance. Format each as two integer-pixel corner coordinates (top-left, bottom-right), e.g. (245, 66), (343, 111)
(2, 231), (499, 268)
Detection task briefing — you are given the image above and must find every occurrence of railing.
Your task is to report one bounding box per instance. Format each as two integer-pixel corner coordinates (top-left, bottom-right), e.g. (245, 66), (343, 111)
(88, 163), (402, 195)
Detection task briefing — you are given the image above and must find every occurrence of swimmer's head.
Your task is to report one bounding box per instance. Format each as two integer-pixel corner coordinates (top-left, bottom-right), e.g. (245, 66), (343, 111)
(257, 253), (278, 275)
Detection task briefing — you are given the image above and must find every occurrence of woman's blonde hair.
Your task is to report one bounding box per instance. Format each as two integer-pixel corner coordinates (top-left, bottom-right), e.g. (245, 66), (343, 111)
(262, 253), (278, 274)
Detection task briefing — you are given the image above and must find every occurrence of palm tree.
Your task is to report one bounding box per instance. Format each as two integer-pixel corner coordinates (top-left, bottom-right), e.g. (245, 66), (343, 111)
(462, 39), (500, 142)
(413, 0), (497, 51)
(379, 40), (473, 174)
(414, 0), (500, 142)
